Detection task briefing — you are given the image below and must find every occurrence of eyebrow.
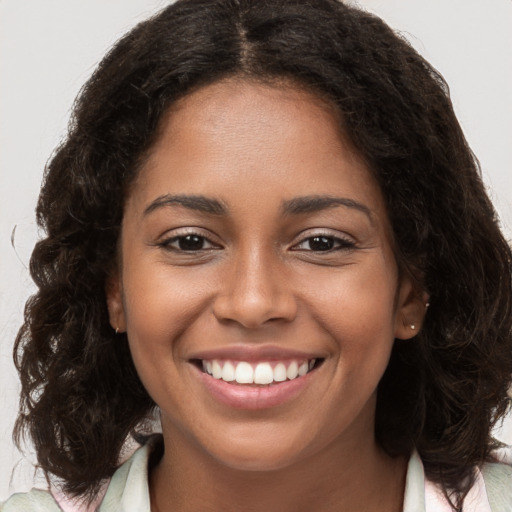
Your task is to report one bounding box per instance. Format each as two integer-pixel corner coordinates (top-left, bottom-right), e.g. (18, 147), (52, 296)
(143, 193), (373, 221)
(282, 195), (373, 221)
(143, 194), (227, 216)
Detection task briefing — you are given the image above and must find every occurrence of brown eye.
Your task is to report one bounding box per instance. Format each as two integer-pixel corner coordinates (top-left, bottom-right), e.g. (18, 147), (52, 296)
(177, 235), (205, 251)
(308, 236), (335, 251)
(159, 233), (219, 252)
(291, 233), (356, 253)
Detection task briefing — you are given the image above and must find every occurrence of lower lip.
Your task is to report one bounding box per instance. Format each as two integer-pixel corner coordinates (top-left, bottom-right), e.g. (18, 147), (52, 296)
(195, 366), (312, 410)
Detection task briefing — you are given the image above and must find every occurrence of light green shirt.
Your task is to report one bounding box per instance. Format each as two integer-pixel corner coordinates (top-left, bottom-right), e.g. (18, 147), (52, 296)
(2, 437), (511, 511)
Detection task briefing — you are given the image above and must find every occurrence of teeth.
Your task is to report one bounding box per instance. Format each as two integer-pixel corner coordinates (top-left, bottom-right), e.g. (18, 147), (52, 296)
(254, 363), (273, 385)
(298, 362), (309, 376)
(212, 360), (222, 379)
(221, 361), (235, 382)
(273, 363), (287, 382)
(286, 361), (298, 380)
(235, 362), (254, 384)
(202, 358), (317, 385)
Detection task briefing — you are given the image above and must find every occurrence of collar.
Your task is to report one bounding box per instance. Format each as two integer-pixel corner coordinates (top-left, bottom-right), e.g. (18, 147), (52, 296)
(98, 436), (491, 512)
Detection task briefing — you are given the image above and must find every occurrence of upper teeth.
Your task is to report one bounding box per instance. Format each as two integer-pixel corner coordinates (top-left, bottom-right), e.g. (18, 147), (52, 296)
(202, 359), (316, 385)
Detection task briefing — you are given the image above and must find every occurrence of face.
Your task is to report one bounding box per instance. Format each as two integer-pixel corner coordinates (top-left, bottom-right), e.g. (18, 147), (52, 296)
(107, 79), (423, 471)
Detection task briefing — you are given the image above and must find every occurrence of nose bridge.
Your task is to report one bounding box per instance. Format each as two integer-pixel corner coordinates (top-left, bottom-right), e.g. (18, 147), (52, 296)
(213, 241), (296, 328)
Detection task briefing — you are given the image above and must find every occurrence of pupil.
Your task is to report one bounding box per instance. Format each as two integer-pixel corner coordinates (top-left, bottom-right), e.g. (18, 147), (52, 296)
(179, 235), (203, 250)
(309, 236), (333, 251)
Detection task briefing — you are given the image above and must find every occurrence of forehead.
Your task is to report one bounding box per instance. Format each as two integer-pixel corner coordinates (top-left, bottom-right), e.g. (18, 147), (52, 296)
(128, 78), (387, 224)
(164, 78), (344, 143)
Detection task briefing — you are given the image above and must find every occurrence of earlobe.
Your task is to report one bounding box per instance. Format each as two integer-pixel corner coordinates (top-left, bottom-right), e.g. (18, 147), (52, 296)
(394, 275), (429, 340)
(105, 271), (126, 334)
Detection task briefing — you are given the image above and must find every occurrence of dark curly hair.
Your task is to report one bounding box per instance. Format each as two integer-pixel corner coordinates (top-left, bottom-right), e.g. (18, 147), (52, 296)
(14, 0), (512, 509)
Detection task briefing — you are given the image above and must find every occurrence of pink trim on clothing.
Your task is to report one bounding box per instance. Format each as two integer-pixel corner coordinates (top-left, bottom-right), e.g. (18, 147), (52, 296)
(51, 488), (104, 512)
(424, 468), (491, 512)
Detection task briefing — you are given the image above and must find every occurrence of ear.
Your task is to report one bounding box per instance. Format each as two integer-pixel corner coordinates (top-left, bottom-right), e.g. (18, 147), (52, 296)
(105, 269), (127, 334)
(394, 274), (429, 340)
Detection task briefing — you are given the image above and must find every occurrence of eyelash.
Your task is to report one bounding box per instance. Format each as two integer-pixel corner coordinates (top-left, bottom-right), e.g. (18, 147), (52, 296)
(158, 233), (220, 252)
(158, 232), (355, 253)
(291, 234), (356, 252)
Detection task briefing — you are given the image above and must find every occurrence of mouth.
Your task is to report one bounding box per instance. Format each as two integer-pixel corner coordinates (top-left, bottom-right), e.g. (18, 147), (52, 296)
(192, 358), (324, 386)
(188, 347), (326, 409)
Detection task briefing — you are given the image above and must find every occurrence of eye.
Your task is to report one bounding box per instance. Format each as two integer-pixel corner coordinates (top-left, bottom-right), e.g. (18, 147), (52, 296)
(292, 234), (355, 252)
(306, 236), (335, 251)
(160, 233), (219, 252)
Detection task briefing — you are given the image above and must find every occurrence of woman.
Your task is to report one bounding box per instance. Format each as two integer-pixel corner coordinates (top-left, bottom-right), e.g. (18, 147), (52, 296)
(3, 0), (511, 510)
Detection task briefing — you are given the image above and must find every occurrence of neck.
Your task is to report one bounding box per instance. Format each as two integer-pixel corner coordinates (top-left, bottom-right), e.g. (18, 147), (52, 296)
(149, 427), (407, 512)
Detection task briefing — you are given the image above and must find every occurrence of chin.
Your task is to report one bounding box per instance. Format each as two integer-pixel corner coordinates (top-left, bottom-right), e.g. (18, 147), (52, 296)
(214, 451), (299, 473)
(205, 434), (308, 473)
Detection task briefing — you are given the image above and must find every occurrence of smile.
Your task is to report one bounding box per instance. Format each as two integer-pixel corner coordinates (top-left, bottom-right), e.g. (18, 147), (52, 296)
(201, 359), (318, 385)
(189, 347), (325, 409)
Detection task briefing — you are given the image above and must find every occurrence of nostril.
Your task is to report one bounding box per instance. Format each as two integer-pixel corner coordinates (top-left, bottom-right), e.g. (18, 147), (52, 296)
(211, 271), (298, 329)
(212, 296), (298, 329)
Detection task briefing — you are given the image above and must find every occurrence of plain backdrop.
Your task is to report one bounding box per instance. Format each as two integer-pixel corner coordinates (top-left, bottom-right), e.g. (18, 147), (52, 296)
(1, 0), (511, 499)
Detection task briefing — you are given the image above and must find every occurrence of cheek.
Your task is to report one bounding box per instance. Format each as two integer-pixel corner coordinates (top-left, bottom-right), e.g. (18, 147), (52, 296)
(121, 258), (215, 362)
(119, 264), (218, 413)
(305, 257), (398, 337)
(302, 256), (399, 388)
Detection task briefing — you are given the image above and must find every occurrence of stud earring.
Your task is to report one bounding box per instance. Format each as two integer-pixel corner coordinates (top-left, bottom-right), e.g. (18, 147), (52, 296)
(425, 302), (430, 309)
(115, 327), (119, 335)
(410, 324), (416, 330)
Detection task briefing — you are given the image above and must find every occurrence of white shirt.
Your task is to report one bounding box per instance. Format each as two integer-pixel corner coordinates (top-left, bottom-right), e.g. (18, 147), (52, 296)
(2, 436), (511, 511)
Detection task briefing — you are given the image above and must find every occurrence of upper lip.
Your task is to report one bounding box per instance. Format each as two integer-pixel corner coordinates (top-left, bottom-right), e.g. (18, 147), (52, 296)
(188, 345), (325, 362)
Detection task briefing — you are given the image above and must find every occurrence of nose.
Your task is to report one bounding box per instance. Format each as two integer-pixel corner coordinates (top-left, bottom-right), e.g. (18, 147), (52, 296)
(212, 246), (297, 329)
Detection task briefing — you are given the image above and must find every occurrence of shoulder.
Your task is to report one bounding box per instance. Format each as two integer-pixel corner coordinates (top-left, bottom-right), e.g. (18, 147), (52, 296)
(1, 488), (62, 512)
(98, 435), (162, 511)
(421, 453), (512, 512)
(1, 436), (162, 512)
(481, 461), (512, 512)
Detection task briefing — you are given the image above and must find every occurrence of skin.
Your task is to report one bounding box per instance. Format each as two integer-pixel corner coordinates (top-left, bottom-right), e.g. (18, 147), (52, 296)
(107, 79), (427, 512)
